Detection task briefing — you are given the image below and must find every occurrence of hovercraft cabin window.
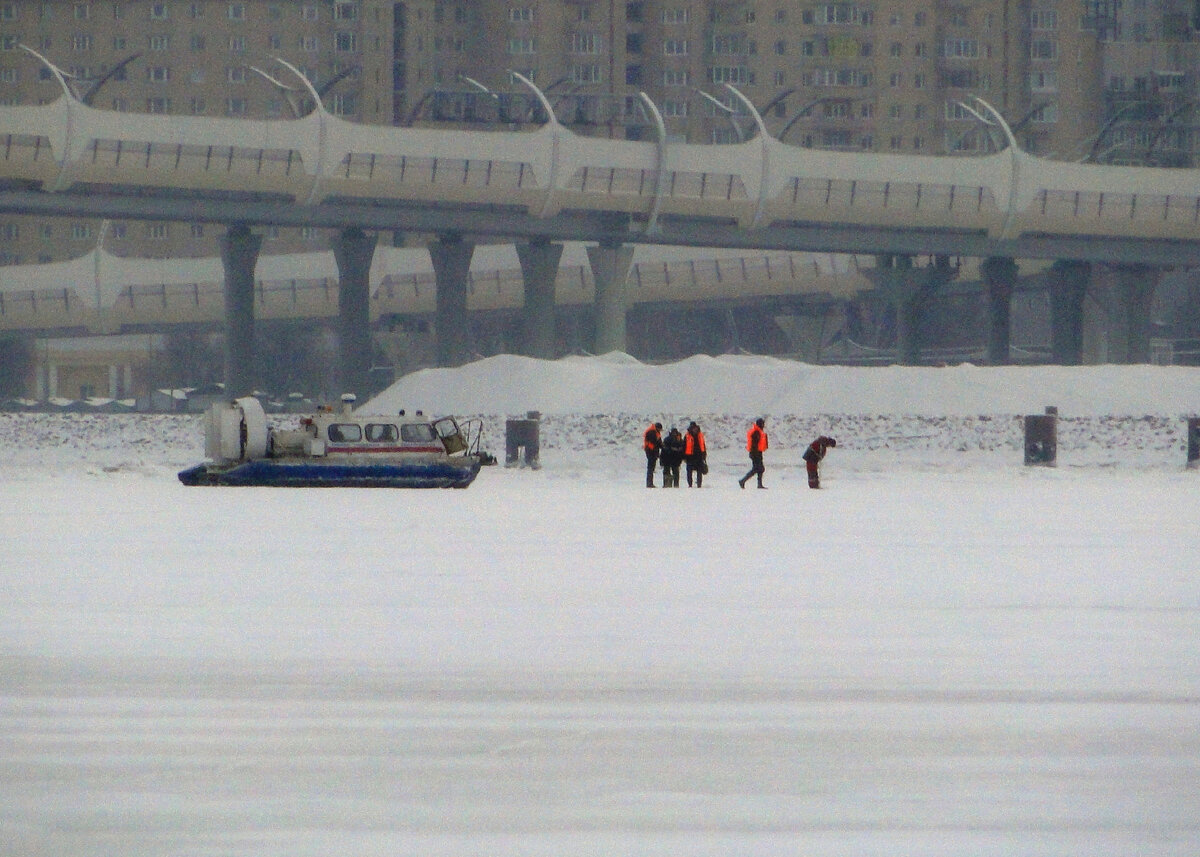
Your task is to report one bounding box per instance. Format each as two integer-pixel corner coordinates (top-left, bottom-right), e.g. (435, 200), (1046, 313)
(366, 423), (399, 442)
(401, 423), (438, 443)
(328, 423), (362, 442)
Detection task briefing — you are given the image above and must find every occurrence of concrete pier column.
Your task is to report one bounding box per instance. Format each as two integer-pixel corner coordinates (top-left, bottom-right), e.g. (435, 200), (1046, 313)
(429, 233), (475, 367)
(1047, 260), (1091, 366)
(1109, 264), (1159, 364)
(981, 256), (1018, 365)
(516, 238), (564, 359)
(587, 241), (635, 355)
(219, 223), (263, 397)
(332, 227), (378, 399)
(871, 254), (955, 365)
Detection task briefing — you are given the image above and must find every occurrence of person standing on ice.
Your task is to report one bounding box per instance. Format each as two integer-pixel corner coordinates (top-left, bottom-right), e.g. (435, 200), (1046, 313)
(738, 417), (769, 489)
(643, 422), (663, 487)
(660, 427), (685, 488)
(684, 422), (707, 488)
(803, 435), (837, 489)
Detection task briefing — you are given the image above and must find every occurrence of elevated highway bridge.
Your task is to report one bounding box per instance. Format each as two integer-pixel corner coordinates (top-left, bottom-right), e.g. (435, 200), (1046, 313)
(3, 61), (1197, 396)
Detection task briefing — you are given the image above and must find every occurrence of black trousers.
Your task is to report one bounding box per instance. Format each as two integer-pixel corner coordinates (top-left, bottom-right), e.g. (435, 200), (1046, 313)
(685, 459), (704, 487)
(741, 452), (765, 486)
(645, 451), (659, 486)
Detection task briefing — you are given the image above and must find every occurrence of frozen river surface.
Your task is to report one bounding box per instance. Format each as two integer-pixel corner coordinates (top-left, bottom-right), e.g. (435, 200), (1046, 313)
(4, 456), (1198, 857)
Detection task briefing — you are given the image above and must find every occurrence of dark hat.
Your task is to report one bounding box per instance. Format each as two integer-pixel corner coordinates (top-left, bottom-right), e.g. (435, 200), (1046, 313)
(654, 422), (662, 429)
(828, 437), (837, 446)
(755, 417), (765, 427)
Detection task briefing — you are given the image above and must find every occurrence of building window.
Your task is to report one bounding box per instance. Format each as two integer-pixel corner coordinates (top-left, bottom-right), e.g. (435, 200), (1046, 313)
(570, 63), (601, 83)
(1030, 40), (1057, 60)
(229, 35), (246, 52)
(150, 3), (168, 20)
(189, 34), (206, 51)
(708, 66), (751, 85)
(943, 39), (977, 59)
(301, 5), (318, 21)
(147, 223), (169, 240)
(663, 39), (688, 55)
(662, 69), (690, 86)
(509, 7), (532, 22)
(333, 2), (357, 20)
(662, 8), (688, 23)
(226, 66), (247, 83)
(149, 35), (170, 51)
(71, 223), (94, 240)
(335, 32), (357, 52)
(189, 97), (206, 113)
(1030, 70), (1057, 92)
(145, 97), (168, 113)
(189, 3), (203, 18)
(190, 223), (205, 237)
(225, 97), (247, 115)
(1029, 103), (1058, 123)
(1030, 10), (1057, 30)
(300, 35), (319, 51)
(73, 3), (89, 20)
(227, 3), (245, 20)
(662, 99), (688, 117)
(570, 33), (601, 54)
(508, 38), (536, 54)
(146, 66), (170, 82)
(72, 34), (93, 51)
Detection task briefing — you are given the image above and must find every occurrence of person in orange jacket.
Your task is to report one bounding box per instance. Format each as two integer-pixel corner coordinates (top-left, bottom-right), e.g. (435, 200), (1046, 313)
(738, 417), (769, 489)
(803, 435), (837, 488)
(642, 422), (663, 487)
(683, 421), (707, 488)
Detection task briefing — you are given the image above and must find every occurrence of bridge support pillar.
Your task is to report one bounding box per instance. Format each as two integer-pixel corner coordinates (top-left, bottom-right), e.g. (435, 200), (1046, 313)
(981, 256), (1018, 365)
(873, 254), (954, 365)
(332, 227), (378, 400)
(588, 241), (634, 355)
(516, 238), (563, 359)
(1109, 263), (1159, 364)
(219, 224), (263, 398)
(430, 233), (475, 367)
(1047, 260), (1091, 365)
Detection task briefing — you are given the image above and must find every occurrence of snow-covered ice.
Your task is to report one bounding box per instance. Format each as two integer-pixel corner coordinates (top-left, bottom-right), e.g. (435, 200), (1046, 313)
(2, 355), (1199, 856)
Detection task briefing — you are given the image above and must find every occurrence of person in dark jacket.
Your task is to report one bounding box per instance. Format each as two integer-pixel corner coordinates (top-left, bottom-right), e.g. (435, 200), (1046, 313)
(738, 417), (769, 489)
(660, 427), (685, 488)
(642, 422), (663, 487)
(803, 435), (837, 488)
(683, 421), (707, 487)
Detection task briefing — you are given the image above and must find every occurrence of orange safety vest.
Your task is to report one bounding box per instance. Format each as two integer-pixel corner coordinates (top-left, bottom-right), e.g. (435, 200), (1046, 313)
(643, 425), (662, 452)
(685, 431), (706, 456)
(746, 425), (768, 452)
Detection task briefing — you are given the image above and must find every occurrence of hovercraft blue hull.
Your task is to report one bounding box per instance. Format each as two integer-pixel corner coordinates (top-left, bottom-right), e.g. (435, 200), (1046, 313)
(178, 457), (481, 488)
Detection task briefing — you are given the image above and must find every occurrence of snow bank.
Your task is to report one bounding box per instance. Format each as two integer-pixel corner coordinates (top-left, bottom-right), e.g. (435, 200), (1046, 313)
(365, 353), (1200, 417)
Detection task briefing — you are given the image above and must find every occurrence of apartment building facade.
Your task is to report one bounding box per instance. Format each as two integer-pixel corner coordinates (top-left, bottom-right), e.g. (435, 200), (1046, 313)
(0, 1), (1188, 267)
